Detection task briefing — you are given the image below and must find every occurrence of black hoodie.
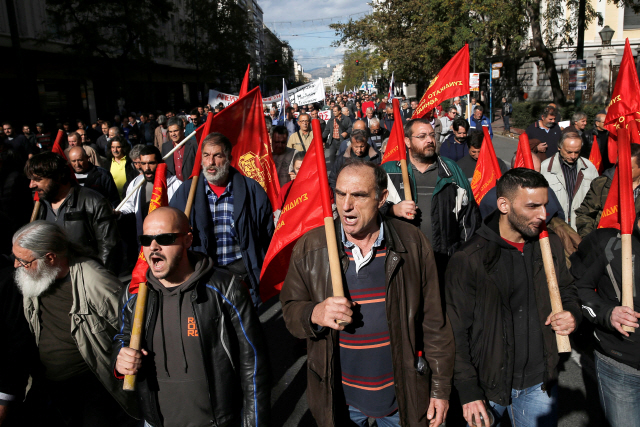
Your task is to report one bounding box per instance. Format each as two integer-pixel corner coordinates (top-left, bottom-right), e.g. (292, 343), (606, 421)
(146, 252), (215, 427)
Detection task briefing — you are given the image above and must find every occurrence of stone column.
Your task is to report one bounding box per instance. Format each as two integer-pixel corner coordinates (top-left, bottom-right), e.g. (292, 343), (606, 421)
(593, 47), (617, 104)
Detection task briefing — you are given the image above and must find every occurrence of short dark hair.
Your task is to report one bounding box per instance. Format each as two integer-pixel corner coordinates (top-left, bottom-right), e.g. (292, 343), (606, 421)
(271, 125), (289, 139)
(468, 130), (484, 149)
(474, 105), (484, 113)
(190, 108), (200, 116)
(542, 106), (557, 118)
(351, 129), (369, 145)
(496, 168), (549, 201)
(337, 160), (388, 201)
(404, 118), (431, 138)
(202, 132), (232, 157)
(138, 145), (162, 162)
(559, 131), (582, 149)
(25, 151), (71, 184)
(452, 118), (469, 133)
(107, 136), (131, 159)
(67, 131), (81, 143)
(167, 117), (183, 130)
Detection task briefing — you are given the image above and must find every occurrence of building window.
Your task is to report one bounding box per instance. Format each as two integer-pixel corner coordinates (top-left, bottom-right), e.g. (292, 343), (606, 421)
(624, 5), (640, 30)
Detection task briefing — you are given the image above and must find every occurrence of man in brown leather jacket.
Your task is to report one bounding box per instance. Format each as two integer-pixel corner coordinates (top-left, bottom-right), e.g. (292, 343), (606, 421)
(280, 160), (454, 427)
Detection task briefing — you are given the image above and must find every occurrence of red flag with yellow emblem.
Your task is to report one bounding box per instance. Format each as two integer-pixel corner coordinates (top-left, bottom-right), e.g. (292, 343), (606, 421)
(129, 163), (169, 294)
(471, 127), (502, 203)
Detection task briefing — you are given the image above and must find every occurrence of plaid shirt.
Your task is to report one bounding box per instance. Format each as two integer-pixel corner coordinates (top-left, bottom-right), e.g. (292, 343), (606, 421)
(205, 176), (242, 266)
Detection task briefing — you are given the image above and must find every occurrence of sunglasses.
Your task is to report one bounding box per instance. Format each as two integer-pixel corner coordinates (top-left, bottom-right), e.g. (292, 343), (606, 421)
(139, 232), (186, 246)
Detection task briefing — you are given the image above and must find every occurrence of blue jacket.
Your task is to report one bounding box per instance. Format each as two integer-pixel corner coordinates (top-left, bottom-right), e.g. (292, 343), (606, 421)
(170, 167), (274, 300)
(468, 115), (493, 138)
(439, 134), (468, 162)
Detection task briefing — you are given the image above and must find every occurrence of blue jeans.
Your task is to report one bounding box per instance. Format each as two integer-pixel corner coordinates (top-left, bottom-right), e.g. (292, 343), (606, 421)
(503, 115), (511, 131)
(348, 405), (401, 427)
(466, 383), (557, 427)
(595, 351), (640, 427)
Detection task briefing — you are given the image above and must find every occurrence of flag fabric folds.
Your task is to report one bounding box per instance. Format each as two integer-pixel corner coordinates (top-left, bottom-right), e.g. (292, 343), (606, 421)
(381, 99), (407, 164)
(471, 127), (502, 203)
(129, 163), (169, 294)
(259, 119), (330, 301)
(513, 132), (535, 170)
(589, 135), (603, 174)
(189, 87), (281, 210)
(412, 45), (470, 119)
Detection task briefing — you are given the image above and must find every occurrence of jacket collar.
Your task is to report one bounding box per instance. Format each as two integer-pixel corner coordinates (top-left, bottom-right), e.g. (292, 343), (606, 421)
(547, 152), (589, 175)
(333, 215), (407, 257)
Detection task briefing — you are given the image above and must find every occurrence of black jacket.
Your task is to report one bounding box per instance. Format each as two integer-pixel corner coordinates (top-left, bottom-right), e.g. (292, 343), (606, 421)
(445, 212), (582, 406)
(162, 138), (198, 181)
(84, 164), (121, 207)
(111, 254), (270, 427)
(322, 115), (352, 142)
(328, 145), (381, 190)
(35, 185), (121, 272)
(570, 226), (640, 370)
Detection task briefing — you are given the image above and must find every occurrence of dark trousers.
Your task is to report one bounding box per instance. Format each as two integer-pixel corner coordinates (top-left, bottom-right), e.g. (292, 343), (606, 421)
(326, 138), (340, 177)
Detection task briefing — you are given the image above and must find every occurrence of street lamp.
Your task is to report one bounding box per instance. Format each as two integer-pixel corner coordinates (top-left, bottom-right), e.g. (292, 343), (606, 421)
(599, 25), (614, 46)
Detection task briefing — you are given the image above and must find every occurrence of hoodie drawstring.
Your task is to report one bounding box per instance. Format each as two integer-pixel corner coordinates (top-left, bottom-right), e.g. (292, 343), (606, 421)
(177, 289), (188, 373)
(159, 296), (169, 377)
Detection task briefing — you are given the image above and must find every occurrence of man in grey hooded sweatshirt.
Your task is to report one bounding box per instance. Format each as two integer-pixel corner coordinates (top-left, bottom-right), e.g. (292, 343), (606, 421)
(113, 207), (270, 427)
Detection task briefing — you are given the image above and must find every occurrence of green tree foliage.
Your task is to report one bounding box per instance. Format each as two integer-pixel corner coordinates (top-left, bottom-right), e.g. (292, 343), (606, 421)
(178, 0), (253, 92)
(44, 0), (174, 61)
(340, 49), (388, 93)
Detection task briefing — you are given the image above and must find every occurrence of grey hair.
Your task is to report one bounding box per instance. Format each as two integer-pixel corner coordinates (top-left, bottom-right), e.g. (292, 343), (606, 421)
(572, 111), (587, 124)
(167, 117), (184, 130)
(559, 131), (582, 149)
(12, 221), (79, 258)
(130, 144), (144, 161)
(157, 115), (167, 125)
(369, 117), (380, 126)
(108, 126), (121, 136)
(366, 107), (374, 113)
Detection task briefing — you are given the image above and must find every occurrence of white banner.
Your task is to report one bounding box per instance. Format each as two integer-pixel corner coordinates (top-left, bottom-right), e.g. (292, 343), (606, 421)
(208, 78), (326, 110)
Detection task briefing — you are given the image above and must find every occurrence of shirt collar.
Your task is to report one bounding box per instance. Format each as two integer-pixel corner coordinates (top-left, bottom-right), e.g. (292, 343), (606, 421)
(340, 215), (385, 248)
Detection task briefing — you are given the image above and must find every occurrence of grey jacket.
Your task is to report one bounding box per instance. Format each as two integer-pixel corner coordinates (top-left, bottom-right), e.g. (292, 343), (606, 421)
(23, 257), (139, 419)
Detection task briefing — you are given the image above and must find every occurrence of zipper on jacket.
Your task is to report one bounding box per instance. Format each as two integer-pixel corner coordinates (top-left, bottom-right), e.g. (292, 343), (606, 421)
(192, 298), (218, 426)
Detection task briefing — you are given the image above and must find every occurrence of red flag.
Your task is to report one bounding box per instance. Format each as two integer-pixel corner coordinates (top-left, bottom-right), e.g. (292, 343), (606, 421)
(259, 119), (330, 301)
(589, 135), (603, 174)
(471, 127), (502, 203)
(239, 64), (250, 98)
(192, 86), (281, 210)
(129, 163), (169, 294)
(189, 119), (213, 180)
(513, 132), (535, 170)
(598, 128), (635, 233)
(382, 98), (407, 164)
(51, 130), (67, 159)
(605, 39), (640, 129)
(412, 45), (470, 119)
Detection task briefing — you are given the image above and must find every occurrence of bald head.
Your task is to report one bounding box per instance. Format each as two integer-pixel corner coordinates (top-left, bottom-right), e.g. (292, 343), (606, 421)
(68, 146), (90, 173)
(352, 120), (367, 132)
(144, 206), (190, 234)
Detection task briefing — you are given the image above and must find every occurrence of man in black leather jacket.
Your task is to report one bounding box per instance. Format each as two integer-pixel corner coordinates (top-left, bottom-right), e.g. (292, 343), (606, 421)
(26, 151), (121, 273)
(113, 207), (269, 427)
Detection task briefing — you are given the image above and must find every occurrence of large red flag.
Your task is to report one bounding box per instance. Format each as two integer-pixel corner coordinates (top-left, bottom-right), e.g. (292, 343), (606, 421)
(51, 130), (66, 159)
(471, 127), (502, 203)
(189, 87), (281, 210)
(605, 39), (640, 129)
(412, 45), (470, 119)
(382, 98), (407, 164)
(589, 135), (603, 174)
(189, 118), (213, 180)
(259, 119), (330, 301)
(129, 163), (169, 294)
(513, 132), (535, 170)
(598, 128), (635, 232)
(239, 64), (250, 98)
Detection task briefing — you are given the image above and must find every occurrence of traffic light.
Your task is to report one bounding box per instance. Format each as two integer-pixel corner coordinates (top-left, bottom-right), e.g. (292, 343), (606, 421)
(355, 60), (359, 66)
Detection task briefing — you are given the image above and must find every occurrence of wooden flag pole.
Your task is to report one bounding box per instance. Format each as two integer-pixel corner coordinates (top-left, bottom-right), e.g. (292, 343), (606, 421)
(539, 224), (572, 353)
(621, 234), (635, 332)
(399, 159), (412, 202)
(123, 281), (148, 391)
(30, 201), (40, 222)
(184, 179), (199, 221)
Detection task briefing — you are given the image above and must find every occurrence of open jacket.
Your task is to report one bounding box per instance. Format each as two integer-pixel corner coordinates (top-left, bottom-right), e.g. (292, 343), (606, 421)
(23, 257), (139, 418)
(445, 212), (582, 406)
(382, 154), (481, 257)
(328, 145), (381, 190)
(541, 153), (599, 231)
(570, 225), (640, 370)
(111, 255), (269, 426)
(162, 137), (198, 180)
(322, 115), (353, 142)
(280, 216), (454, 427)
(169, 167), (274, 301)
(34, 184), (121, 272)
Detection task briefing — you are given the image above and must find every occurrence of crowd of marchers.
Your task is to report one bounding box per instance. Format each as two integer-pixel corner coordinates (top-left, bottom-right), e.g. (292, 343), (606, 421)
(0, 91), (638, 427)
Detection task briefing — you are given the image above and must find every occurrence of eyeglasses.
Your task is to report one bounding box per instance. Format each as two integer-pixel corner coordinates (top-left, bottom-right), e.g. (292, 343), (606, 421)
(298, 120), (309, 123)
(14, 254), (47, 268)
(410, 134), (436, 141)
(139, 232), (186, 247)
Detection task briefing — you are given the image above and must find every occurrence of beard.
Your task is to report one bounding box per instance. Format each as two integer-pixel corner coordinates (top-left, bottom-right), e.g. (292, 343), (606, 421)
(409, 142), (436, 164)
(507, 209), (542, 239)
(203, 159), (230, 185)
(14, 261), (61, 298)
(149, 250), (182, 280)
(40, 180), (61, 202)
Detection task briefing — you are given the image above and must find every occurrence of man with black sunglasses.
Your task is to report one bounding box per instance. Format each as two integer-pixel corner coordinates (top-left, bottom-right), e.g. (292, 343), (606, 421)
(113, 207), (269, 427)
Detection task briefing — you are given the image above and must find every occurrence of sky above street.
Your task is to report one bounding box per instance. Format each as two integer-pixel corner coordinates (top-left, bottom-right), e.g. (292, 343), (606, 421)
(260, 0), (371, 72)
